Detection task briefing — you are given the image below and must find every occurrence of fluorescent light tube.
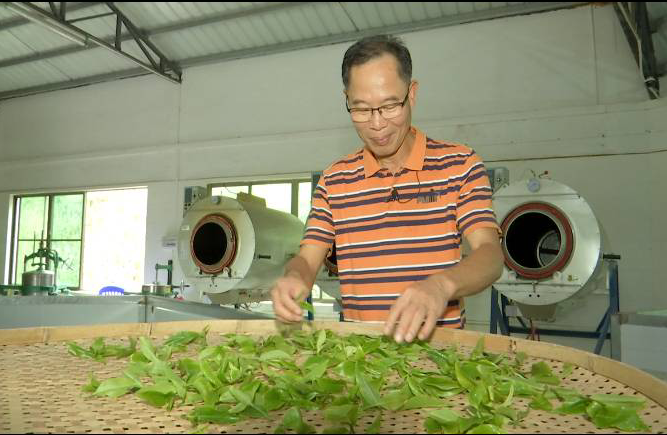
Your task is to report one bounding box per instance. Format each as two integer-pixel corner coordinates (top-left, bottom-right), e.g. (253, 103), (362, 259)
(4, 2), (88, 46)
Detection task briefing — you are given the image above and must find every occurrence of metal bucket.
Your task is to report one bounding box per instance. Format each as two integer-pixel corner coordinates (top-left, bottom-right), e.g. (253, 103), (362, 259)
(22, 269), (55, 288)
(141, 284), (172, 296)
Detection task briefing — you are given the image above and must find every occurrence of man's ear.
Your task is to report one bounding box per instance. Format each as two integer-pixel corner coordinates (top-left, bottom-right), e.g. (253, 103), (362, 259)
(409, 80), (419, 107)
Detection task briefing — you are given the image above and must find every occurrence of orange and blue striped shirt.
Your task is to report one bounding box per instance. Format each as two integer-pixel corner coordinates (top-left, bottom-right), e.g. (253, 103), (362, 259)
(303, 126), (500, 328)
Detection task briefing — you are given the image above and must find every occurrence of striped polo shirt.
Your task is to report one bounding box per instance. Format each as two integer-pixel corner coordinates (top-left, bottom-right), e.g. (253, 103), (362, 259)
(303, 126), (500, 328)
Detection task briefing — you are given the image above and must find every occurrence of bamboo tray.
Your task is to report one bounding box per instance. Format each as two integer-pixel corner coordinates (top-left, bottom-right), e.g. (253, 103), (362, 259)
(1, 320), (666, 434)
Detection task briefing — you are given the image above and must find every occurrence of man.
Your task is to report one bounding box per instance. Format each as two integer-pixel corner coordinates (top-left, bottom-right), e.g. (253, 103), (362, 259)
(271, 34), (504, 343)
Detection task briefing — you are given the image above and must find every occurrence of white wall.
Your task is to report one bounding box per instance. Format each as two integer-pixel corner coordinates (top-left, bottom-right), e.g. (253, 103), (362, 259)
(1, 4), (664, 330)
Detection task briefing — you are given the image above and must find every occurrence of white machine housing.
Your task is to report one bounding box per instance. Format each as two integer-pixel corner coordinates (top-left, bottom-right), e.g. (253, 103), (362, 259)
(493, 178), (607, 320)
(178, 193), (304, 305)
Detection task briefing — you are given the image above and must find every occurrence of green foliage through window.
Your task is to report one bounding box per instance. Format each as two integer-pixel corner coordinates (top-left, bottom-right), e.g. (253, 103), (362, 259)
(13, 194), (83, 288)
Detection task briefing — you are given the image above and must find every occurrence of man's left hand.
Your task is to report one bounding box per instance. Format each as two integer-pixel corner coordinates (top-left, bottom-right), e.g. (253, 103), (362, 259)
(383, 277), (453, 343)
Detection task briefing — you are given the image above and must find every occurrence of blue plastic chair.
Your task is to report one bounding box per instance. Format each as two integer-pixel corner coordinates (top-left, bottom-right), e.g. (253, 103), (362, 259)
(99, 286), (125, 296)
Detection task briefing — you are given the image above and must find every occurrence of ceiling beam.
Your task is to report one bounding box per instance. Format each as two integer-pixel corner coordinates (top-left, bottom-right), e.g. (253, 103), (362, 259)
(0, 1), (103, 32)
(2, 2), (181, 84)
(0, 1), (588, 101)
(180, 1), (589, 68)
(0, 2), (312, 69)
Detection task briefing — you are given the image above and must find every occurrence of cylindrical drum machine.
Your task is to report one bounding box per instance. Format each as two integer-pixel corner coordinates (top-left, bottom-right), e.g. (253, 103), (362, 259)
(493, 178), (608, 320)
(178, 194), (304, 305)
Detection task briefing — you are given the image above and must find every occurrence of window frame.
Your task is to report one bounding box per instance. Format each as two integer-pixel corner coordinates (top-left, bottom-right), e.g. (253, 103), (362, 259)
(207, 177), (311, 219)
(9, 191), (86, 289)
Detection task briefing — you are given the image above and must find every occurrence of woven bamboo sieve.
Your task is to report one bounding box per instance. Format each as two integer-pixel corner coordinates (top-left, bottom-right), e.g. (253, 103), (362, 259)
(0, 320), (665, 434)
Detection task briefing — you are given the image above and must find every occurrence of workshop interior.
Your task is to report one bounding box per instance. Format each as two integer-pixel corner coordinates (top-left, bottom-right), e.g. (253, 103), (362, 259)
(0, 2), (666, 433)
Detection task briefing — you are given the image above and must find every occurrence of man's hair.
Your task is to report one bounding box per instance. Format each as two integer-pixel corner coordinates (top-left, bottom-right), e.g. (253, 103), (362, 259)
(342, 34), (412, 89)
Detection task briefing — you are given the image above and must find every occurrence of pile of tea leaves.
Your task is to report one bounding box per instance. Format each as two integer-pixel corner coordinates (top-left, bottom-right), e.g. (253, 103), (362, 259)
(66, 327), (650, 434)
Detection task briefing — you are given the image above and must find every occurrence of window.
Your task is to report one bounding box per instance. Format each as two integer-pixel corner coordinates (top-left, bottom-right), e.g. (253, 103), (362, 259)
(210, 178), (312, 223)
(10, 188), (147, 293)
(81, 189), (147, 294)
(209, 177), (334, 302)
(11, 193), (83, 288)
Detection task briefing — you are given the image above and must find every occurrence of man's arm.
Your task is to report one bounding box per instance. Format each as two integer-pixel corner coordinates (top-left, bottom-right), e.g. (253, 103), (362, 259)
(384, 227), (504, 342)
(430, 227), (504, 301)
(270, 243), (330, 323)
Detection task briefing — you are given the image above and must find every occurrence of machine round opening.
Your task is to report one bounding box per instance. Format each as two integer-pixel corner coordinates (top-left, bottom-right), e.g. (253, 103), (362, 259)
(501, 203), (574, 280)
(192, 223), (227, 266)
(505, 213), (561, 268)
(190, 214), (237, 275)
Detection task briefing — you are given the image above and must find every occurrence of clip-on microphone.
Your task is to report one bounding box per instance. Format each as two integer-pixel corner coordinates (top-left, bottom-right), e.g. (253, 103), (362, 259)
(386, 187), (399, 202)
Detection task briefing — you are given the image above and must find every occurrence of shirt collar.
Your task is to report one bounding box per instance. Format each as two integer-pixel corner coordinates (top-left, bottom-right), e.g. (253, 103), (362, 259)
(363, 126), (426, 178)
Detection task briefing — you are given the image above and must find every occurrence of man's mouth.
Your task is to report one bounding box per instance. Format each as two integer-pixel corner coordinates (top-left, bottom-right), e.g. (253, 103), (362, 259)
(371, 134), (392, 146)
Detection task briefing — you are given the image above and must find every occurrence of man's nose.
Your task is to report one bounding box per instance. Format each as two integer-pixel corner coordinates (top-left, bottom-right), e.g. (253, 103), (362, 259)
(369, 109), (387, 129)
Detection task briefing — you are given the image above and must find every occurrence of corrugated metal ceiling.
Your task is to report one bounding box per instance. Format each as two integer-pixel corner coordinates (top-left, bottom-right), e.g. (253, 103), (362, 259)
(1, 1), (657, 101)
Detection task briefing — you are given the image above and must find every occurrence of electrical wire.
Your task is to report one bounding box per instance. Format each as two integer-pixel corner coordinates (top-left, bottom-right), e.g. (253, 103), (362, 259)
(396, 170), (422, 204)
(617, 2), (659, 99)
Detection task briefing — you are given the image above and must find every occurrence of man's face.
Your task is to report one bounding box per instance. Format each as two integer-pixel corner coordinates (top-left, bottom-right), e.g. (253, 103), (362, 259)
(345, 54), (416, 161)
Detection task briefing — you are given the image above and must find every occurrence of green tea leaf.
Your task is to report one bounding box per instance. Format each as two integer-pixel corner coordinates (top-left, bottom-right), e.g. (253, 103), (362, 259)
(561, 362), (575, 378)
(229, 386), (268, 418)
(365, 413), (382, 434)
(299, 300), (315, 315)
(316, 378), (346, 395)
(136, 382), (176, 408)
(280, 407), (316, 434)
(192, 424), (209, 434)
(454, 361), (474, 390)
(94, 376), (137, 398)
(263, 388), (286, 411)
(468, 383), (490, 409)
(586, 401), (650, 431)
(555, 397), (591, 415)
(188, 405), (240, 425)
(402, 395), (444, 410)
(356, 372), (381, 408)
(551, 386), (583, 402)
(316, 329), (327, 354)
(424, 409), (465, 434)
(515, 352), (527, 367)
(260, 349), (293, 361)
(499, 383), (514, 407)
(138, 336), (159, 363)
(471, 337), (485, 359)
(379, 388), (411, 411)
(428, 408), (462, 424)
(81, 373), (100, 393)
(590, 394), (645, 410)
(530, 394), (553, 411)
(324, 404), (359, 427)
(530, 362), (560, 385)
(303, 356), (330, 382)
(422, 376), (460, 392)
(164, 330), (204, 348)
(467, 424), (505, 434)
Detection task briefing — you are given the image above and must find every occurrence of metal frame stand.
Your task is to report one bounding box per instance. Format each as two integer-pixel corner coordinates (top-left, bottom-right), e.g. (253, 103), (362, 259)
(490, 257), (620, 355)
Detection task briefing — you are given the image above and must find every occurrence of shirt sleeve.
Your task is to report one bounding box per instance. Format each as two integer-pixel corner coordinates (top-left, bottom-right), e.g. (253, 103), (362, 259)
(456, 152), (502, 238)
(301, 175), (335, 249)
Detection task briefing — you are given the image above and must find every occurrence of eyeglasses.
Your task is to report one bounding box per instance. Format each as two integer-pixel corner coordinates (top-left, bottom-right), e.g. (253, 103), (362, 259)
(345, 86), (411, 123)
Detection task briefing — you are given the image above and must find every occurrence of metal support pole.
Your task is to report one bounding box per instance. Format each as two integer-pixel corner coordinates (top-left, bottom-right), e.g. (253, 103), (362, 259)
(490, 287), (509, 335)
(594, 259), (620, 355)
(306, 293), (314, 321)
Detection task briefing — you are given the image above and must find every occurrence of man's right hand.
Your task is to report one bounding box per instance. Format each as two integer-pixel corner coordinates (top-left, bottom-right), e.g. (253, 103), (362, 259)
(270, 274), (310, 323)
(270, 244), (330, 323)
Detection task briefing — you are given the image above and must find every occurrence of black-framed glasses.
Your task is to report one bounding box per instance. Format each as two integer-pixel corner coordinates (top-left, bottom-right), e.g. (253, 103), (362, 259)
(345, 86), (411, 123)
